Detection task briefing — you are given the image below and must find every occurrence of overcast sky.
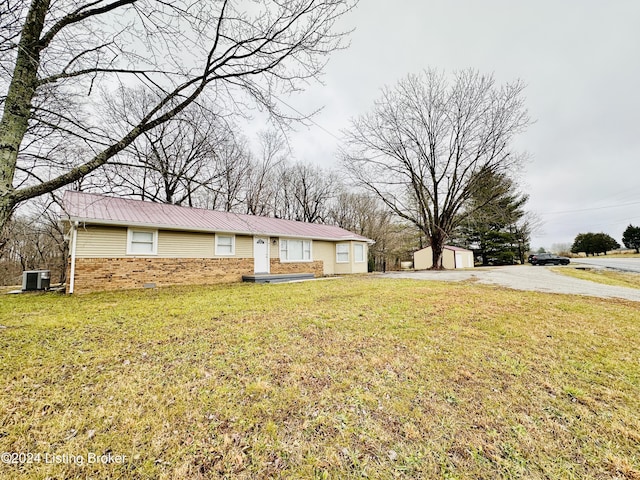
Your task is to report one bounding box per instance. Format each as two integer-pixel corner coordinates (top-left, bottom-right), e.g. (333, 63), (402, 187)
(278, 0), (640, 250)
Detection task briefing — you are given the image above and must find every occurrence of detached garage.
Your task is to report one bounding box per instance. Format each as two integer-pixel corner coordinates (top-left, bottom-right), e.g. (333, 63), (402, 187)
(414, 245), (474, 270)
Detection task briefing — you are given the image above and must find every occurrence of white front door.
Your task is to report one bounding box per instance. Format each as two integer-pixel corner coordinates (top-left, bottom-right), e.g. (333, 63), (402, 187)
(254, 237), (270, 273)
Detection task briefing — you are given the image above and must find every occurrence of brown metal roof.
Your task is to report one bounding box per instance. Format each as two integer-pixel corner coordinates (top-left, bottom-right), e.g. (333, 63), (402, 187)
(61, 191), (372, 242)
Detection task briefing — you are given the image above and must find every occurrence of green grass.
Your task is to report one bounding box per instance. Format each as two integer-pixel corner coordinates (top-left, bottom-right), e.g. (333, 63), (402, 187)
(1, 278), (639, 479)
(553, 267), (640, 289)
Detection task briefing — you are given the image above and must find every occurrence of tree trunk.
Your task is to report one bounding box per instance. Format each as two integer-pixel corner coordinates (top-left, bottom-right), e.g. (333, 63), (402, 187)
(429, 232), (445, 270)
(0, 0), (50, 232)
(0, 196), (16, 253)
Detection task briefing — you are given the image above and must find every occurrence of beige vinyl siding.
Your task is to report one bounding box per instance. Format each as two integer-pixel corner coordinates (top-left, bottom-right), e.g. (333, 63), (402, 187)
(313, 241), (336, 275)
(76, 225), (255, 259)
(270, 237), (280, 259)
(158, 231), (214, 257)
(351, 242), (368, 273)
(76, 225), (127, 257)
(313, 241), (369, 275)
(333, 242), (353, 274)
(157, 232), (252, 258)
(74, 224), (369, 270)
(234, 236), (253, 258)
(336, 241), (368, 274)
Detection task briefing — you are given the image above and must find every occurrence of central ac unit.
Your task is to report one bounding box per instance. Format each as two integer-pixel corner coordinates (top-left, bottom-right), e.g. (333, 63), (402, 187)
(22, 270), (51, 291)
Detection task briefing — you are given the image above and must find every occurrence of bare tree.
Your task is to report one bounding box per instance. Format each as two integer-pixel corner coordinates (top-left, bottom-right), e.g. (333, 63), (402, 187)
(329, 190), (379, 235)
(0, 195), (67, 285)
(329, 190), (417, 271)
(272, 161), (338, 222)
(272, 162), (297, 220)
(101, 92), (234, 206)
(0, 0), (357, 237)
(290, 162), (338, 223)
(205, 136), (252, 212)
(342, 69), (530, 269)
(243, 130), (286, 216)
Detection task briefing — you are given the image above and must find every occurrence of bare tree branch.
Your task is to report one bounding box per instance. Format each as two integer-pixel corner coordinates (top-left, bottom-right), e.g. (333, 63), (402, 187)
(0, 0), (358, 235)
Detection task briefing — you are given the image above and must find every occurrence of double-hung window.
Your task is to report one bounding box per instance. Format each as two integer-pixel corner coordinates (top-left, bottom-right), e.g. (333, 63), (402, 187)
(354, 243), (365, 263)
(280, 239), (311, 262)
(336, 243), (350, 263)
(127, 229), (157, 255)
(215, 234), (235, 256)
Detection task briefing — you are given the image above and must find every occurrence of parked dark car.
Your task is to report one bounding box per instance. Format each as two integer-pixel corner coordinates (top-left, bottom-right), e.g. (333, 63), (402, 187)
(529, 253), (570, 265)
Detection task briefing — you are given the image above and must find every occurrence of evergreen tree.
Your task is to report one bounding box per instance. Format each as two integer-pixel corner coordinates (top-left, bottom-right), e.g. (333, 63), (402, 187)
(622, 224), (640, 253)
(572, 232), (620, 256)
(593, 233), (620, 254)
(453, 169), (528, 265)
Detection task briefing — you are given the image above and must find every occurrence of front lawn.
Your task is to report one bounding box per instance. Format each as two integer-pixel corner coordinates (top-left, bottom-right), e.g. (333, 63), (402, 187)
(1, 278), (639, 479)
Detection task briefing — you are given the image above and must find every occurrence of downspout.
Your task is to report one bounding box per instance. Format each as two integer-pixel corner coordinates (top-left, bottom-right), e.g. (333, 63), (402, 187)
(69, 221), (78, 294)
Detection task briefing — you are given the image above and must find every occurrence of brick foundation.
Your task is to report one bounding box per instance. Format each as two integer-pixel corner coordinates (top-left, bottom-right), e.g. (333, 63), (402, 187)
(270, 259), (323, 277)
(67, 257), (323, 294)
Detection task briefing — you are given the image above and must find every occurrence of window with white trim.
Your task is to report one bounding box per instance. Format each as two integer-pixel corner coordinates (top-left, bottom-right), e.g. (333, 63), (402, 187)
(215, 234), (235, 256)
(336, 243), (349, 263)
(280, 239), (311, 262)
(127, 228), (157, 255)
(354, 243), (365, 263)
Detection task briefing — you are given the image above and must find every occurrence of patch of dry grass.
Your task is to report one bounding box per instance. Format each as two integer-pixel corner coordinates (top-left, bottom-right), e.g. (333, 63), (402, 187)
(601, 252), (640, 259)
(554, 267), (640, 289)
(1, 278), (639, 479)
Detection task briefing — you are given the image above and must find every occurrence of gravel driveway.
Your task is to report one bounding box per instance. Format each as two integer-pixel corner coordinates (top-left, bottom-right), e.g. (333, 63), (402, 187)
(382, 266), (640, 302)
